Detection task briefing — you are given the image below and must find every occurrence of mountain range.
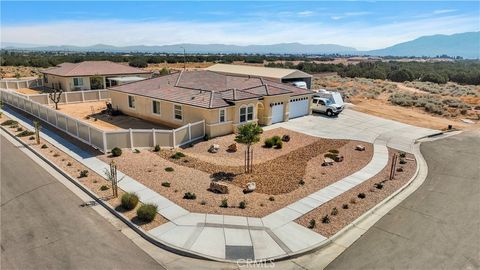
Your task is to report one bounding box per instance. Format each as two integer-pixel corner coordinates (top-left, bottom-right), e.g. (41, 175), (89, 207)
(1, 32), (478, 59)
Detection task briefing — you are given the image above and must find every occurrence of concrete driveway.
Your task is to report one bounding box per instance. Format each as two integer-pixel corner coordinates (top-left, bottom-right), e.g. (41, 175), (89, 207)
(269, 109), (440, 152)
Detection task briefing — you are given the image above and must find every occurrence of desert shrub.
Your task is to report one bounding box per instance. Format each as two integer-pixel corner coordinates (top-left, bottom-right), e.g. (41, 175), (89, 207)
(264, 138), (275, 148)
(272, 135), (281, 145)
(53, 153), (60, 157)
(1, 120), (17, 126)
(17, 127), (23, 132)
(100, 185), (109, 191)
(281, 134), (290, 142)
(399, 151), (406, 158)
(183, 192), (196, 200)
(137, 204), (157, 222)
(165, 167), (174, 172)
(342, 204), (349, 209)
(275, 140), (283, 149)
(269, 196), (275, 201)
(16, 130), (34, 137)
(161, 182), (170, 187)
(200, 200), (207, 205)
(322, 215), (330, 224)
(170, 152), (186, 159)
(79, 170), (89, 178)
(239, 200), (247, 209)
(331, 207), (338, 216)
(299, 179), (305, 185)
(111, 147), (122, 157)
(67, 162), (72, 166)
(375, 183), (384, 189)
(328, 149), (339, 154)
(220, 198), (228, 208)
(358, 193), (366, 199)
(41, 144), (48, 149)
(397, 167), (404, 172)
(324, 153), (338, 160)
(121, 193), (139, 210)
(29, 136), (35, 140)
(133, 149), (140, 153)
(153, 145), (161, 152)
(350, 198), (356, 204)
(308, 219), (316, 229)
(399, 158), (407, 164)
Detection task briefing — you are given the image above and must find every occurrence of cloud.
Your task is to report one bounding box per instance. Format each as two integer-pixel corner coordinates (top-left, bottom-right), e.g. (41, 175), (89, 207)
(1, 14), (478, 50)
(297, 11), (315, 17)
(331, 11), (372, 20)
(433, 9), (456, 14)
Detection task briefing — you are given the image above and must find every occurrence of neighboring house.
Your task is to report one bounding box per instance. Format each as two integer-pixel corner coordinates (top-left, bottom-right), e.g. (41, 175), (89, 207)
(108, 70), (313, 137)
(206, 63), (313, 89)
(41, 61), (152, 91)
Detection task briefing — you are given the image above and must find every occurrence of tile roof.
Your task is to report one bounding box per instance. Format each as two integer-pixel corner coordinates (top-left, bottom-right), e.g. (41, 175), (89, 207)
(109, 70), (312, 109)
(42, 61), (151, 77)
(206, 64), (312, 79)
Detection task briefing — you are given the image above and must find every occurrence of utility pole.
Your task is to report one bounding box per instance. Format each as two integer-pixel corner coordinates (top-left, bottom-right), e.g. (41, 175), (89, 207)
(180, 46), (186, 70)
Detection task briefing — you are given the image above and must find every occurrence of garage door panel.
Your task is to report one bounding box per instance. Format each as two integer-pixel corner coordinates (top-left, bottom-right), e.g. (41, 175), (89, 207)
(271, 104), (284, 124)
(289, 98), (309, 119)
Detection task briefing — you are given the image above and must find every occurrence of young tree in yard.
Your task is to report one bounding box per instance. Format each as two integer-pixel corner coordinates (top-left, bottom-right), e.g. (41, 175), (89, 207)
(104, 160), (124, 198)
(33, 120), (41, 144)
(48, 89), (63, 110)
(235, 122), (263, 173)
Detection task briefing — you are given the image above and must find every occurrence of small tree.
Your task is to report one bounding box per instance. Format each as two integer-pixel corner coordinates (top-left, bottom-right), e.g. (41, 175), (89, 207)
(33, 120), (41, 144)
(48, 89), (63, 110)
(235, 122), (262, 173)
(104, 160), (124, 198)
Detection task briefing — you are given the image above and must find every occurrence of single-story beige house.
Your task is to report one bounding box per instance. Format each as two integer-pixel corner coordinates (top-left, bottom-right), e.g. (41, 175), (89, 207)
(206, 63), (313, 89)
(41, 61), (152, 91)
(109, 70), (313, 137)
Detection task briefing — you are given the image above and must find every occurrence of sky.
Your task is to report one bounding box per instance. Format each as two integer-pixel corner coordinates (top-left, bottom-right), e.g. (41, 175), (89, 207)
(1, 1), (479, 50)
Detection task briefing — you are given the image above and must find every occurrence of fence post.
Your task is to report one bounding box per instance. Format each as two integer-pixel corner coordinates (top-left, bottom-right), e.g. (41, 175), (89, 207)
(202, 120), (206, 137)
(65, 92), (68, 104)
(129, 128), (133, 149)
(188, 123), (192, 141)
(103, 132), (107, 153)
(172, 130), (176, 147)
(76, 121), (79, 137)
(81, 91), (85, 102)
(88, 126), (92, 143)
(152, 129), (156, 147)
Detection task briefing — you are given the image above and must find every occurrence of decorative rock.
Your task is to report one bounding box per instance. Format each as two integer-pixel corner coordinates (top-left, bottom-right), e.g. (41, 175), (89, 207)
(227, 143), (237, 152)
(334, 155), (344, 162)
(208, 144), (220, 153)
(209, 182), (229, 194)
(281, 135), (290, 142)
(243, 182), (256, 194)
(322, 157), (334, 166)
(355, 145), (366, 151)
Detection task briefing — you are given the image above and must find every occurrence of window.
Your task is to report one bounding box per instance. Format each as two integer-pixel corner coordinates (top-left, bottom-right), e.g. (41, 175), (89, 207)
(240, 105), (254, 123)
(219, 108), (226, 123)
(128, 95), (135, 109)
(152, 100), (160, 115)
(174, 104), (182, 120)
(73, 78), (84, 86)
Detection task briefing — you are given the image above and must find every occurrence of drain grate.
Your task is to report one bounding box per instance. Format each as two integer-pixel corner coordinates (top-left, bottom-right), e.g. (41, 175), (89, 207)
(225, 245), (254, 260)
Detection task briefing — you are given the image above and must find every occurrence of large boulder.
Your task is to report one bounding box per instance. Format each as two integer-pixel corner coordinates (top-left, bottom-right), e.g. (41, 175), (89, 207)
(227, 143), (237, 152)
(243, 182), (256, 194)
(322, 157), (334, 166)
(208, 144), (220, 153)
(209, 182), (229, 194)
(355, 145), (366, 151)
(281, 135), (290, 142)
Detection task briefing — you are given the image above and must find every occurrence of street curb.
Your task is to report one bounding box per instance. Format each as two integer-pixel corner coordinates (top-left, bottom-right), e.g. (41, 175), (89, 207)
(0, 123), (211, 262)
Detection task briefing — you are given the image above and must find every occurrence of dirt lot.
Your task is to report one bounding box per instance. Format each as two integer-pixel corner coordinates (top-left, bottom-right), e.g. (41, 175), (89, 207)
(0, 66), (42, 78)
(99, 129), (375, 217)
(15, 88), (43, 95)
(296, 149), (416, 237)
(0, 115), (167, 230)
(57, 101), (169, 130)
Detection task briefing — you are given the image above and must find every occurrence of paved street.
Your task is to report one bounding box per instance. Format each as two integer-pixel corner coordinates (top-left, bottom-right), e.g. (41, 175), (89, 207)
(0, 135), (164, 270)
(326, 130), (480, 269)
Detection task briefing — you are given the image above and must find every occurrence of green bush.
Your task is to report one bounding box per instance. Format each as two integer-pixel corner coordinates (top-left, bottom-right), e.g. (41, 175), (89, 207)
(1, 120), (18, 126)
(399, 151), (406, 158)
(17, 127), (23, 132)
(322, 215), (330, 224)
(79, 170), (89, 178)
(100, 185), (109, 191)
(308, 219), (316, 229)
(170, 152), (186, 159)
(16, 130), (35, 137)
(153, 145), (161, 152)
(137, 204), (157, 222)
(239, 200), (247, 209)
(264, 138), (275, 148)
(375, 183), (384, 189)
(328, 149), (339, 154)
(41, 144), (48, 149)
(399, 158), (407, 164)
(165, 167), (174, 172)
(121, 193), (139, 210)
(272, 135), (281, 145)
(275, 140), (283, 149)
(358, 193), (366, 199)
(111, 147), (122, 157)
(324, 153), (338, 160)
(331, 207), (338, 216)
(161, 182), (171, 187)
(133, 149), (140, 153)
(342, 204), (349, 209)
(183, 192), (196, 200)
(220, 198), (228, 208)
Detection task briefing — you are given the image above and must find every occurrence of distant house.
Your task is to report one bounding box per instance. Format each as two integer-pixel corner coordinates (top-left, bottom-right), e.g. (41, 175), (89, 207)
(41, 61), (152, 91)
(206, 63), (313, 89)
(108, 70), (313, 137)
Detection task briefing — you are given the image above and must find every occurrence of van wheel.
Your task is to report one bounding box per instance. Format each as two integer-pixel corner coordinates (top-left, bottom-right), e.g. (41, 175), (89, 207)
(326, 110), (333, 117)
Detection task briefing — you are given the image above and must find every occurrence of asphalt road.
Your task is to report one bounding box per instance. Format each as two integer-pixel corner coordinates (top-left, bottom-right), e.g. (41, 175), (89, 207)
(0, 135), (164, 270)
(327, 131), (480, 270)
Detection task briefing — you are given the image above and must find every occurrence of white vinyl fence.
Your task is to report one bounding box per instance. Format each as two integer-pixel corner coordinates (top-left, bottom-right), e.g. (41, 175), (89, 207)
(0, 78), (43, 90)
(1, 89), (205, 153)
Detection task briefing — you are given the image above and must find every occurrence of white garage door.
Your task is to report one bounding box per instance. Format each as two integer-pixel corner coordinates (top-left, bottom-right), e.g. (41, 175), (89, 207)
(271, 102), (284, 124)
(289, 97), (309, 119)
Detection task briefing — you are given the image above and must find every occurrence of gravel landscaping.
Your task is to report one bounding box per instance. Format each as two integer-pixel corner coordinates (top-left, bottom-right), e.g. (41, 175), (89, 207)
(296, 149), (416, 237)
(99, 130), (375, 217)
(0, 115), (167, 231)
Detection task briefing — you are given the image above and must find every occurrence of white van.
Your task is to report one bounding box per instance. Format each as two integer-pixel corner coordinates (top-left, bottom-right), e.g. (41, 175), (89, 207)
(312, 89), (345, 116)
